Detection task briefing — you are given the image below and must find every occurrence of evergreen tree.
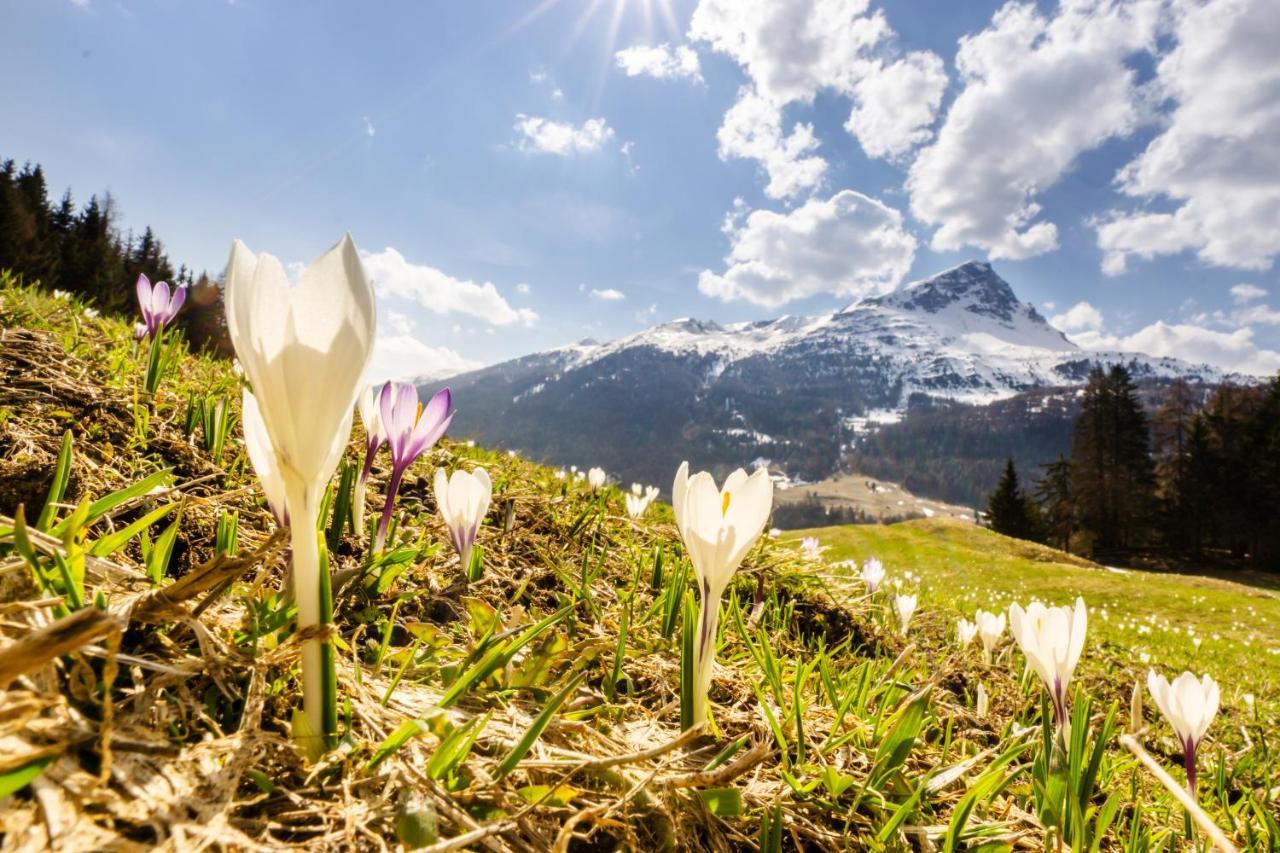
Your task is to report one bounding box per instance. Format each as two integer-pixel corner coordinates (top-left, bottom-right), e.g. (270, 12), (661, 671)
(1070, 364), (1156, 555)
(986, 457), (1034, 540)
(1034, 455), (1074, 552)
(1152, 379), (1197, 549)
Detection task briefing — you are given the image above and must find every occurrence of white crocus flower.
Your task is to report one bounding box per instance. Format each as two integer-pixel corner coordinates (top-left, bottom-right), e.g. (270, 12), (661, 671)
(1008, 598), (1087, 730)
(226, 235), (375, 748)
(976, 682), (989, 717)
(1147, 670), (1220, 794)
(957, 618), (978, 648)
(434, 467), (492, 576)
(672, 460), (773, 727)
(631, 482), (643, 496)
(624, 492), (653, 519)
(860, 558), (885, 593)
(975, 609), (1006, 665)
(587, 467), (607, 490)
(800, 536), (821, 561)
(894, 594), (917, 634)
(644, 485), (659, 502)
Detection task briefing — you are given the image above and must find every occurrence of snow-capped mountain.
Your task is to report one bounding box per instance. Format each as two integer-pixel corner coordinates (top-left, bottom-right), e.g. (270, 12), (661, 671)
(420, 261), (1221, 489)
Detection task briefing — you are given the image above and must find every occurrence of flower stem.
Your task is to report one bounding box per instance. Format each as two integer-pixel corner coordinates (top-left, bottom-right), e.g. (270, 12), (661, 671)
(692, 585), (721, 727)
(375, 465), (405, 551)
(354, 448), (376, 538)
(288, 494), (332, 754)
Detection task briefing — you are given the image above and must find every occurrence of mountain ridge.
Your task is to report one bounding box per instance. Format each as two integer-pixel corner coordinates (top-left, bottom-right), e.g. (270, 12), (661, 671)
(419, 261), (1225, 490)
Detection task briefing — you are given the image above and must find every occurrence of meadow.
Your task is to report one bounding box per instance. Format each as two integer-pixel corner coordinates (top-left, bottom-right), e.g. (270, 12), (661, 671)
(1, 271), (1277, 851)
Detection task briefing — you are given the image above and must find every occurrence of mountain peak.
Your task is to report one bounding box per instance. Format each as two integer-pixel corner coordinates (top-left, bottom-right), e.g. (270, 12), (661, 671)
(882, 260), (1020, 321)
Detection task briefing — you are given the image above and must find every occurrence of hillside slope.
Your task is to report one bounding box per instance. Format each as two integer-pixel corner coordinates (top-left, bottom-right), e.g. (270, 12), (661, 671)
(1, 275), (1276, 850)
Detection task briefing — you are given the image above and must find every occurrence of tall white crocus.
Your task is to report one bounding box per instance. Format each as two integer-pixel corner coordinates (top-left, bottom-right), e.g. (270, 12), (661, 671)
(957, 618), (978, 648)
(894, 594), (917, 634)
(800, 536), (821, 561)
(975, 609), (1006, 665)
(587, 467), (607, 490)
(860, 558), (885, 592)
(672, 460), (773, 727)
(1008, 598), (1087, 730)
(226, 235), (376, 749)
(434, 467), (492, 577)
(1147, 670), (1220, 795)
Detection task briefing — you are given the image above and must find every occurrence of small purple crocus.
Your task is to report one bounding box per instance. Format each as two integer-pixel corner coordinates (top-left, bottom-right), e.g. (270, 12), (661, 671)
(136, 274), (187, 339)
(374, 382), (454, 550)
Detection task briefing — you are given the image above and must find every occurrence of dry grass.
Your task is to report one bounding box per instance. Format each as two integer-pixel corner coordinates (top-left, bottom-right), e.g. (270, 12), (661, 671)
(1, 280), (1276, 851)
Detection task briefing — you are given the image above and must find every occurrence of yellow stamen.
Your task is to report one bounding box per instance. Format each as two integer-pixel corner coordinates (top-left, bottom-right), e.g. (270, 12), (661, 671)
(721, 490), (731, 516)
(415, 401), (423, 424)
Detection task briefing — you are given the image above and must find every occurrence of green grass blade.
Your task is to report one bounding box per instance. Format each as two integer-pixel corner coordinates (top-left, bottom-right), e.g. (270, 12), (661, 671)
(494, 672), (585, 779)
(36, 429), (73, 531)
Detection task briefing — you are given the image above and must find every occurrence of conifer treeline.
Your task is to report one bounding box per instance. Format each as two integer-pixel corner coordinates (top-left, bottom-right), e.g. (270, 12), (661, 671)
(987, 364), (1280, 570)
(0, 157), (230, 354)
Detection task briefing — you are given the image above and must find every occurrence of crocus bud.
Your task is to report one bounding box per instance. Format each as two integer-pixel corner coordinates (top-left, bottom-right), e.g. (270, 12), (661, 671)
(434, 467), (492, 577)
(894, 594), (917, 635)
(975, 609), (1006, 665)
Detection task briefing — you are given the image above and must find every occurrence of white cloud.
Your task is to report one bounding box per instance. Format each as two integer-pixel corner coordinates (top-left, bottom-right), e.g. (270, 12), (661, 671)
(716, 88), (827, 199)
(1073, 321), (1280, 376)
(514, 115), (614, 155)
(1050, 301), (1105, 333)
(698, 189), (916, 308)
(362, 116), (376, 137)
(590, 288), (626, 301)
(367, 334), (482, 384)
(1231, 283), (1267, 304)
(386, 310), (415, 335)
(690, 0), (887, 103)
(1097, 0), (1280, 274)
(360, 247), (537, 327)
(690, 0), (947, 187)
(1233, 303), (1280, 326)
(909, 0), (1162, 260)
(846, 52), (948, 161)
(515, 282), (531, 295)
(615, 43), (702, 82)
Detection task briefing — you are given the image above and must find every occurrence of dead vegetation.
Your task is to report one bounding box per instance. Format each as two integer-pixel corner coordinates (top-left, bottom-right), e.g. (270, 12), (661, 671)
(0, 282), (1273, 851)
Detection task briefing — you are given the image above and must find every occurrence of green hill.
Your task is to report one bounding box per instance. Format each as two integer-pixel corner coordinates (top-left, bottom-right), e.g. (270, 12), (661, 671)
(1, 272), (1276, 850)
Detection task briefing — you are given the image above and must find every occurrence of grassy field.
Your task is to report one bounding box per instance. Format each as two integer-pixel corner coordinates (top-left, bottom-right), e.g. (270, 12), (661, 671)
(776, 472), (975, 522)
(784, 520), (1280, 710)
(2, 274), (1278, 851)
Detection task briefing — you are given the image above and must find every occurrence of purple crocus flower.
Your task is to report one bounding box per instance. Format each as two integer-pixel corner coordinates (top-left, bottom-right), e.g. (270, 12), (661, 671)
(136, 273), (187, 339)
(374, 382), (454, 550)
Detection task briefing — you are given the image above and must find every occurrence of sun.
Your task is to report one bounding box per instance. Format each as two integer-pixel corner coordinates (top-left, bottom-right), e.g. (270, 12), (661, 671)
(498, 0), (682, 62)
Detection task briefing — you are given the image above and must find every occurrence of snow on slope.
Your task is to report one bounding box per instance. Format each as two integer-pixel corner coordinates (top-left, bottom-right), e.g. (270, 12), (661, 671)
(510, 261), (1223, 409)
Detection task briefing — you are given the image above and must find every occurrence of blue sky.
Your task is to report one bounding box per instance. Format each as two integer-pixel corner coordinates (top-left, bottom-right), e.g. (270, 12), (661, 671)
(4, 0), (1278, 379)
